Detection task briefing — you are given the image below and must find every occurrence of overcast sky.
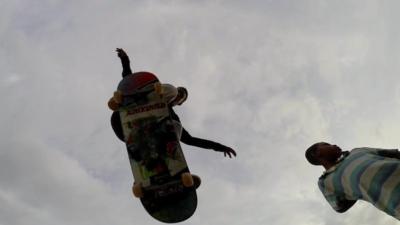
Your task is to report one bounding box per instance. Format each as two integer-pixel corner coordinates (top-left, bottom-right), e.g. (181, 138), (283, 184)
(2, 0), (400, 224)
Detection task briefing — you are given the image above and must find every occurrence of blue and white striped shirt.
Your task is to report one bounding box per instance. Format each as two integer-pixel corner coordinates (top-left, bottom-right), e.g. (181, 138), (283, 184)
(318, 148), (400, 219)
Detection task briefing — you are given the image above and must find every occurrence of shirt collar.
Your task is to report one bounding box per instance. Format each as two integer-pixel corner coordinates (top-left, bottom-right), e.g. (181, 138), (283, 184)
(322, 151), (350, 176)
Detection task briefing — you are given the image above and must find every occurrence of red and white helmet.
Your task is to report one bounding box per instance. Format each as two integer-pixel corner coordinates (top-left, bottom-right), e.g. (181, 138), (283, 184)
(117, 71), (159, 95)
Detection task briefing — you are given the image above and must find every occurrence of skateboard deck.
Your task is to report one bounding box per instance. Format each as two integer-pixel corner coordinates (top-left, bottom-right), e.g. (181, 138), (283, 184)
(116, 73), (197, 223)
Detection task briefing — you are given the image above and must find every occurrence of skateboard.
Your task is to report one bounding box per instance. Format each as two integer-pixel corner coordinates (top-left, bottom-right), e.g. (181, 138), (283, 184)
(109, 72), (199, 223)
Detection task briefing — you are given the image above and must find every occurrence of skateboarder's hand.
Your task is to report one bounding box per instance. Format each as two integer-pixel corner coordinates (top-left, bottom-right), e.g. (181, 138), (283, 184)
(116, 48), (128, 58)
(222, 147), (237, 158)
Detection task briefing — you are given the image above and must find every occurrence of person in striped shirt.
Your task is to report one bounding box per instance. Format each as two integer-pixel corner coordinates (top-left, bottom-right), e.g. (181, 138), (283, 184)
(305, 142), (400, 220)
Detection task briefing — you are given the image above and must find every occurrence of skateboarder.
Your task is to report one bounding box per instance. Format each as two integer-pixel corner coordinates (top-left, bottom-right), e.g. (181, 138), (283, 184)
(305, 142), (400, 220)
(111, 48), (237, 158)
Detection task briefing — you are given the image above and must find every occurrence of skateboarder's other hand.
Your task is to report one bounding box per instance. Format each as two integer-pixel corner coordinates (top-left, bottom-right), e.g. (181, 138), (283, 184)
(222, 147), (237, 158)
(116, 48), (128, 58)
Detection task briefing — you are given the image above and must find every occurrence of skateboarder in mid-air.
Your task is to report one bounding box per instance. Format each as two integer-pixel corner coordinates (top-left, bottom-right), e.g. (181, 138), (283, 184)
(110, 48), (237, 158)
(107, 48), (236, 222)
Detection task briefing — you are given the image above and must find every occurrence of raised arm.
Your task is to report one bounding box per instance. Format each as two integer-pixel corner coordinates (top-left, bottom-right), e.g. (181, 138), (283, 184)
(116, 48), (132, 77)
(180, 128), (237, 158)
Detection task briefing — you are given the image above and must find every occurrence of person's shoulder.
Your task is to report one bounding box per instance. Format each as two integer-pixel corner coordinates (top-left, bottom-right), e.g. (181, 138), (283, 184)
(350, 147), (383, 156)
(351, 147), (372, 152)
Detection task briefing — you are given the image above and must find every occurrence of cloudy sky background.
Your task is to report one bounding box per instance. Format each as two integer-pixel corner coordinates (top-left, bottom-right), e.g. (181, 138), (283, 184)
(2, 0), (400, 224)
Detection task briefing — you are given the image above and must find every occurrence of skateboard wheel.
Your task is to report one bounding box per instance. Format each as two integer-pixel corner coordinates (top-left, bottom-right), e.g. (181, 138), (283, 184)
(181, 172), (194, 187)
(132, 182), (144, 198)
(113, 91), (123, 104)
(108, 97), (119, 111)
(154, 82), (163, 95)
(192, 174), (201, 189)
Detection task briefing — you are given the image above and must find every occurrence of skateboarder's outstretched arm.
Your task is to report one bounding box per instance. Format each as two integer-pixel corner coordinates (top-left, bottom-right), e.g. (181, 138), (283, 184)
(180, 128), (237, 158)
(111, 110), (237, 158)
(116, 48), (132, 77)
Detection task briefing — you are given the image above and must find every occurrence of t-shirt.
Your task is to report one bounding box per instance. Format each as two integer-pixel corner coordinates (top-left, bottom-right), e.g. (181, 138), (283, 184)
(318, 148), (400, 219)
